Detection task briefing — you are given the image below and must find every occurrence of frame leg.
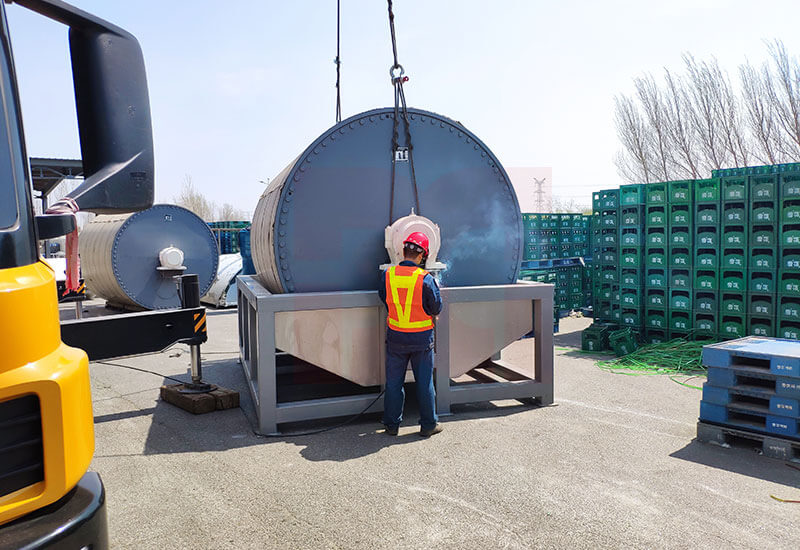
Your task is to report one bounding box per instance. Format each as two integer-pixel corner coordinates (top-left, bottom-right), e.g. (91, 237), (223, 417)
(533, 295), (554, 405)
(256, 306), (279, 435)
(434, 307), (452, 416)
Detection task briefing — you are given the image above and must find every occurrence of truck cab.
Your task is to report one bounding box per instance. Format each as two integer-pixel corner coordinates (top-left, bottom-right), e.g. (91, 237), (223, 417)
(0, 1), (154, 547)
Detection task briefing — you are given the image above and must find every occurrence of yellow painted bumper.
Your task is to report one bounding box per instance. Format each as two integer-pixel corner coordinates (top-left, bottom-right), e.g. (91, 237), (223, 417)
(0, 262), (94, 526)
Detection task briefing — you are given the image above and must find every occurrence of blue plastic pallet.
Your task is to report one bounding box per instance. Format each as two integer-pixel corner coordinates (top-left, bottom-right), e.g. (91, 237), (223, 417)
(520, 257), (584, 270)
(702, 384), (800, 418)
(707, 366), (800, 400)
(699, 401), (800, 439)
(702, 337), (800, 378)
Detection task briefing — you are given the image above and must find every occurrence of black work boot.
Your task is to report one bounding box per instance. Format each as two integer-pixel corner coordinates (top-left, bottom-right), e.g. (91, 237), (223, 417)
(419, 423), (443, 437)
(384, 425), (399, 436)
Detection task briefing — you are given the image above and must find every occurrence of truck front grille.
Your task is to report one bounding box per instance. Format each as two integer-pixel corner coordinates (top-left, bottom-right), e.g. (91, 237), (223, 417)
(0, 394), (44, 498)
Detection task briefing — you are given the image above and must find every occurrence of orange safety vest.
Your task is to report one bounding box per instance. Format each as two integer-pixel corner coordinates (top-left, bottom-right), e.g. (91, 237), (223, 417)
(385, 265), (434, 333)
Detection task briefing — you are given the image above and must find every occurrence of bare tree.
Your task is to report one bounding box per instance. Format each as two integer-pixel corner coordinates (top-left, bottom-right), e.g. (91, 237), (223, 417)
(766, 40), (800, 158)
(683, 54), (729, 172)
(216, 203), (247, 221)
(634, 74), (672, 181)
(174, 175), (215, 221)
(740, 60), (785, 164)
(551, 196), (590, 213)
(614, 95), (654, 183)
(662, 69), (700, 178)
(614, 41), (800, 184)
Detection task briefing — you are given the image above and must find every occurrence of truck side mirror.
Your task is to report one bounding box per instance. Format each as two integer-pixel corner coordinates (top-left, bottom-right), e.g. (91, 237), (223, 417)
(14, 0), (154, 214)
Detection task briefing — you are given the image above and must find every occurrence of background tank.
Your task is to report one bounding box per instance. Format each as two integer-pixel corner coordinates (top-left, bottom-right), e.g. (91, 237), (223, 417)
(80, 204), (219, 310)
(252, 107), (523, 293)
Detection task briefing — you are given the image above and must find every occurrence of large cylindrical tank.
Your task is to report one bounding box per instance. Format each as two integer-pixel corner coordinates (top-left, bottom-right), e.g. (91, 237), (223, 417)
(79, 204), (219, 309)
(252, 107), (522, 293)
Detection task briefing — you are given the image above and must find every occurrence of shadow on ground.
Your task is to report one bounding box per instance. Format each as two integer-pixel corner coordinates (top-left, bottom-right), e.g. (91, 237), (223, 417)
(670, 440), (800, 488)
(98, 355), (541, 462)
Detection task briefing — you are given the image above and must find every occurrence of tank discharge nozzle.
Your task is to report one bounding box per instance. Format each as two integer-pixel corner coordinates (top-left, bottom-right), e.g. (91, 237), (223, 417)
(157, 246), (186, 272)
(380, 211), (447, 276)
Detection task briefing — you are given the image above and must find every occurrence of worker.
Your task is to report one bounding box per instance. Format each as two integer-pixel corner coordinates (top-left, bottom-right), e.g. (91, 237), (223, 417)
(378, 232), (443, 437)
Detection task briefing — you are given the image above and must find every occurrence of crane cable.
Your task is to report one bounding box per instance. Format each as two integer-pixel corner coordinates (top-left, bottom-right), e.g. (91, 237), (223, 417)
(334, 0), (342, 123)
(387, 0), (421, 225)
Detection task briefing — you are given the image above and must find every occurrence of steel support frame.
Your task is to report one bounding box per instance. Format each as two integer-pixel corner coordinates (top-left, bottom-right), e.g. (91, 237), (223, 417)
(237, 275), (554, 435)
(433, 283), (554, 415)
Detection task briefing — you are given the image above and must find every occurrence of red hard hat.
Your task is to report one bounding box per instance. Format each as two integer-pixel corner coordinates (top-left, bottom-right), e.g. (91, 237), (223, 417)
(404, 232), (430, 255)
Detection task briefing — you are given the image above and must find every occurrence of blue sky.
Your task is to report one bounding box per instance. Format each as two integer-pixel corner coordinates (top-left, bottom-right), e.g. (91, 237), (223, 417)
(6, 1), (800, 216)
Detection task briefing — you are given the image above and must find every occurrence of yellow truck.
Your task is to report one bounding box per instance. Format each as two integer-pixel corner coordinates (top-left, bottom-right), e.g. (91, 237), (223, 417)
(0, 1), (153, 547)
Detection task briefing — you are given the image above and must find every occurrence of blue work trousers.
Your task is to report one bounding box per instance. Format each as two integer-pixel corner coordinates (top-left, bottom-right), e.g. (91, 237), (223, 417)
(382, 346), (438, 431)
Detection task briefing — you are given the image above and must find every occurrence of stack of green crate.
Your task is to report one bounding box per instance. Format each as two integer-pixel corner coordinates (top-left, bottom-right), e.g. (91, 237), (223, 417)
(747, 173), (778, 337)
(523, 213), (589, 261)
(778, 173), (800, 339)
(619, 183), (645, 331)
(589, 162), (800, 344)
(667, 180), (693, 339)
(693, 178), (721, 339)
(718, 175), (748, 339)
(643, 182), (668, 342)
(592, 189), (620, 324)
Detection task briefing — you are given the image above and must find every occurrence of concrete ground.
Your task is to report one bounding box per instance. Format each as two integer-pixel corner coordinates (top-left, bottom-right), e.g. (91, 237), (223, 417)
(83, 307), (800, 549)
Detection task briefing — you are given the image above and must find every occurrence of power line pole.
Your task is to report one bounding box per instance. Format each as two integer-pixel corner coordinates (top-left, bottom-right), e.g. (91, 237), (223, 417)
(533, 177), (547, 212)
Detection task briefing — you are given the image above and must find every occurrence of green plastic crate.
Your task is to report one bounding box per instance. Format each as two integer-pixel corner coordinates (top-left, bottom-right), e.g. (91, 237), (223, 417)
(620, 206), (643, 227)
(779, 270), (800, 297)
(620, 268), (643, 287)
(668, 310), (691, 332)
(723, 227), (747, 248)
(620, 228), (642, 247)
(694, 178), (720, 203)
(645, 268), (668, 288)
(581, 322), (612, 351)
(693, 290), (718, 313)
(669, 268), (692, 289)
(751, 251), (776, 271)
(609, 328), (639, 355)
(722, 203), (747, 226)
(781, 174), (800, 200)
(645, 288), (667, 308)
(752, 227), (777, 248)
(695, 203), (720, 226)
(669, 289), (692, 311)
(645, 309), (667, 329)
(669, 247), (692, 268)
(646, 182), (667, 205)
(694, 312), (718, 336)
(694, 269), (719, 291)
(720, 314), (746, 339)
(696, 248), (719, 268)
(721, 248), (746, 270)
(750, 174), (778, 203)
(721, 293), (746, 315)
(778, 320), (800, 340)
(620, 183), (646, 205)
(646, 206), (667, 227)
(749, 270), (777, 294)
(722, 269), (746, 292)
(646, 247), (667, 267)
(721, 176), (747, 202)
(695, 226), (720, 249)
(749, 293), (776, 317)
(782, 250), (800, 271)
(668, 180), (693, 204)
(748, 316), (775, 337)
(620, 286), (641, 307)
(646, 228), (667, 247)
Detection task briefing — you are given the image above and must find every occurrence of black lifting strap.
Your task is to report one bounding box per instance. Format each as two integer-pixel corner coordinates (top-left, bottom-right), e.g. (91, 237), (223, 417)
(387, 0), (421, 226)
(335, 0), (342, 123)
